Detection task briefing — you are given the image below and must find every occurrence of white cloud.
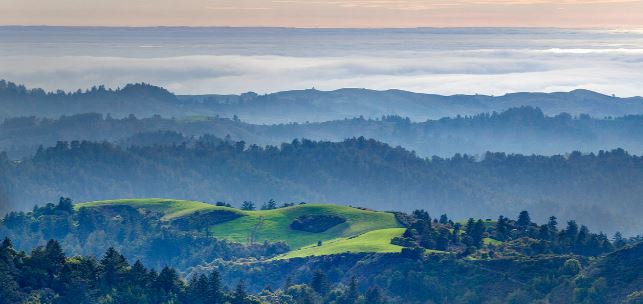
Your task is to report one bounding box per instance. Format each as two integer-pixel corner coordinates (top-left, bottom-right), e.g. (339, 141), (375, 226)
(1, 28), (643, 97)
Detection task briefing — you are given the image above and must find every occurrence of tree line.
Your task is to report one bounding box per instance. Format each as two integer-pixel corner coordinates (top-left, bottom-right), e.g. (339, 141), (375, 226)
(0, 238), (387, 304)
(393, 209), (618, 258)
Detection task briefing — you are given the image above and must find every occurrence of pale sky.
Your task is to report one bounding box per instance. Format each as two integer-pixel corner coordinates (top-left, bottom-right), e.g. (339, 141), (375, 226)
(2, 0), (643, 28)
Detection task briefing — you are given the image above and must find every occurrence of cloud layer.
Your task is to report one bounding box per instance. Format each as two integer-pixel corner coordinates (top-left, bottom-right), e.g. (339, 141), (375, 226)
(1, 27), (643, 96)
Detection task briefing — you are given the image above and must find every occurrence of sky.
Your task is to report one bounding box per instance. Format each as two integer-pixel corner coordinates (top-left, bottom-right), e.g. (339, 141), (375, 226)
(2, 0), (643, 28)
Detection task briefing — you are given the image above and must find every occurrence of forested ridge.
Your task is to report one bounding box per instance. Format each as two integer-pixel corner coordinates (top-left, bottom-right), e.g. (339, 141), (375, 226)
(1, 196), (642, 304)
(3, 106), (643, 158)
(1, 230), (642, 303)
(1, 136), (642, 235)
(4, 79), (643, 124)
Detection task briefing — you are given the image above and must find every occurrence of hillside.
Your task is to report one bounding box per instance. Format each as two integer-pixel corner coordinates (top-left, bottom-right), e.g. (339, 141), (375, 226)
(75, 199), (403, 251)
(549, 242), (643, 303)
(2, 196), (636, 303)
(276, 228), (407, 259)
(3, 137), (642, 235)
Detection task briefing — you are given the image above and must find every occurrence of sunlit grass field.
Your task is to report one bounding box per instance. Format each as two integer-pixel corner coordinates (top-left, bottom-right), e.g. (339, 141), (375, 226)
(75, 198), (241, 220)
(76, 199), (403, 251)
(209, 204), (402, 249)
(275, 227), (407, 259)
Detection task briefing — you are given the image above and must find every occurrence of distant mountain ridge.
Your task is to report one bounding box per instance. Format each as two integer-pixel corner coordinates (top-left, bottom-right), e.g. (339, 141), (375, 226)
(3, 107), (643, 158)
(2, 80), (643, 123)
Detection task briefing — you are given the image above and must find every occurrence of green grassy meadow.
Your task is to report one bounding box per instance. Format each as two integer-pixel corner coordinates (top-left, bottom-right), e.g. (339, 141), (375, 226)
(275, 228), (406, 259)
(76, 199), (403, 252)
(75, 198), (240, 220)
(209, 204), (402, 249)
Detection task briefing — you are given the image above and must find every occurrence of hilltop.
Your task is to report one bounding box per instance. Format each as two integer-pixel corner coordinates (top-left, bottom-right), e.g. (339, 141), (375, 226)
(76, 198), (238, 220)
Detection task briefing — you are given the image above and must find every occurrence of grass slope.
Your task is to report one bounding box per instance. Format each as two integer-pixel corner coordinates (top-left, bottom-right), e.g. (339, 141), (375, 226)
(276, 228), (406, 259)
(76, 199), (403, 252)
(209, 204), (402, 249)
(75, 198), (242, 220)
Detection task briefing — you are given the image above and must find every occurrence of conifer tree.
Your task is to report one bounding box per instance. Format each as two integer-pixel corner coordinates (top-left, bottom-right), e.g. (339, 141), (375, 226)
(233, 280), (248, 304)
(517, 211), (531, 227)
(311, 269), (329, 295)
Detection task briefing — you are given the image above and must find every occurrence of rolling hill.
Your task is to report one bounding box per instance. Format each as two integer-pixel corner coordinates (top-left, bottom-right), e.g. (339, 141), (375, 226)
(75, 199), (404, 253)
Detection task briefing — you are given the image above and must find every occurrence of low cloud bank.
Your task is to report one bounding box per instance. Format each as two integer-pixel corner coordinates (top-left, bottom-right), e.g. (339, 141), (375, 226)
(1, 28), (642, 96)
(2, 49), (642, 97)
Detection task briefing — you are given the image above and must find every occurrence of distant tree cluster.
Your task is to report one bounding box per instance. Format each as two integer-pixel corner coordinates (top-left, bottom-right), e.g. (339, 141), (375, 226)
(393, 210), (615, 257)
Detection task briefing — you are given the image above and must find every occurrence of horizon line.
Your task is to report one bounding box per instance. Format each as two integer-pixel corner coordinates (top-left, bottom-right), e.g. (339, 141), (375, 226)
(2, 79), (639, 99)
(0, 24), (633, 31)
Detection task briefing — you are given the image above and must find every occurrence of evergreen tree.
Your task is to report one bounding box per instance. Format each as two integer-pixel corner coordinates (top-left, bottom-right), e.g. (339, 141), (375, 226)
(100, 247), (130, 289)
(547, 216), (558, 232)
(565, 221), (579, 243)
(156, 266), (182, 294)
(436, 227), (451, 251)
(472, 219), (485, 248)
(538, 225), (550, 240)
(261, 199), (278, 210)
(412, 210), (430, 221)
(233, 280), (248, 304)
(129, 260), (149, 288)
(56, 197), (74, 213)
(41, 240), (66, 287)
(0, 238), (20, 304)
(311, 269), (329, 295)
(496, 216), (509, 240)
(452, 223), (461, 243)
(576, 225), (590, 253)
(517, 211), (531, 227)
(465, 218), (475, 236)
(0, 269), (20, 304)
(241, 201), (256, 211)
(207, 270), (224, 303)
(613, 232), (626, 248)
(343, 277), (359, 304)
(187, 274), (209, 304)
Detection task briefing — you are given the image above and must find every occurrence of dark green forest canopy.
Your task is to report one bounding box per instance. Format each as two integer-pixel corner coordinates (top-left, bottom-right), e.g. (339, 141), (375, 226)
(1, 236), (641, 304)
(1, 136), (642, 235)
